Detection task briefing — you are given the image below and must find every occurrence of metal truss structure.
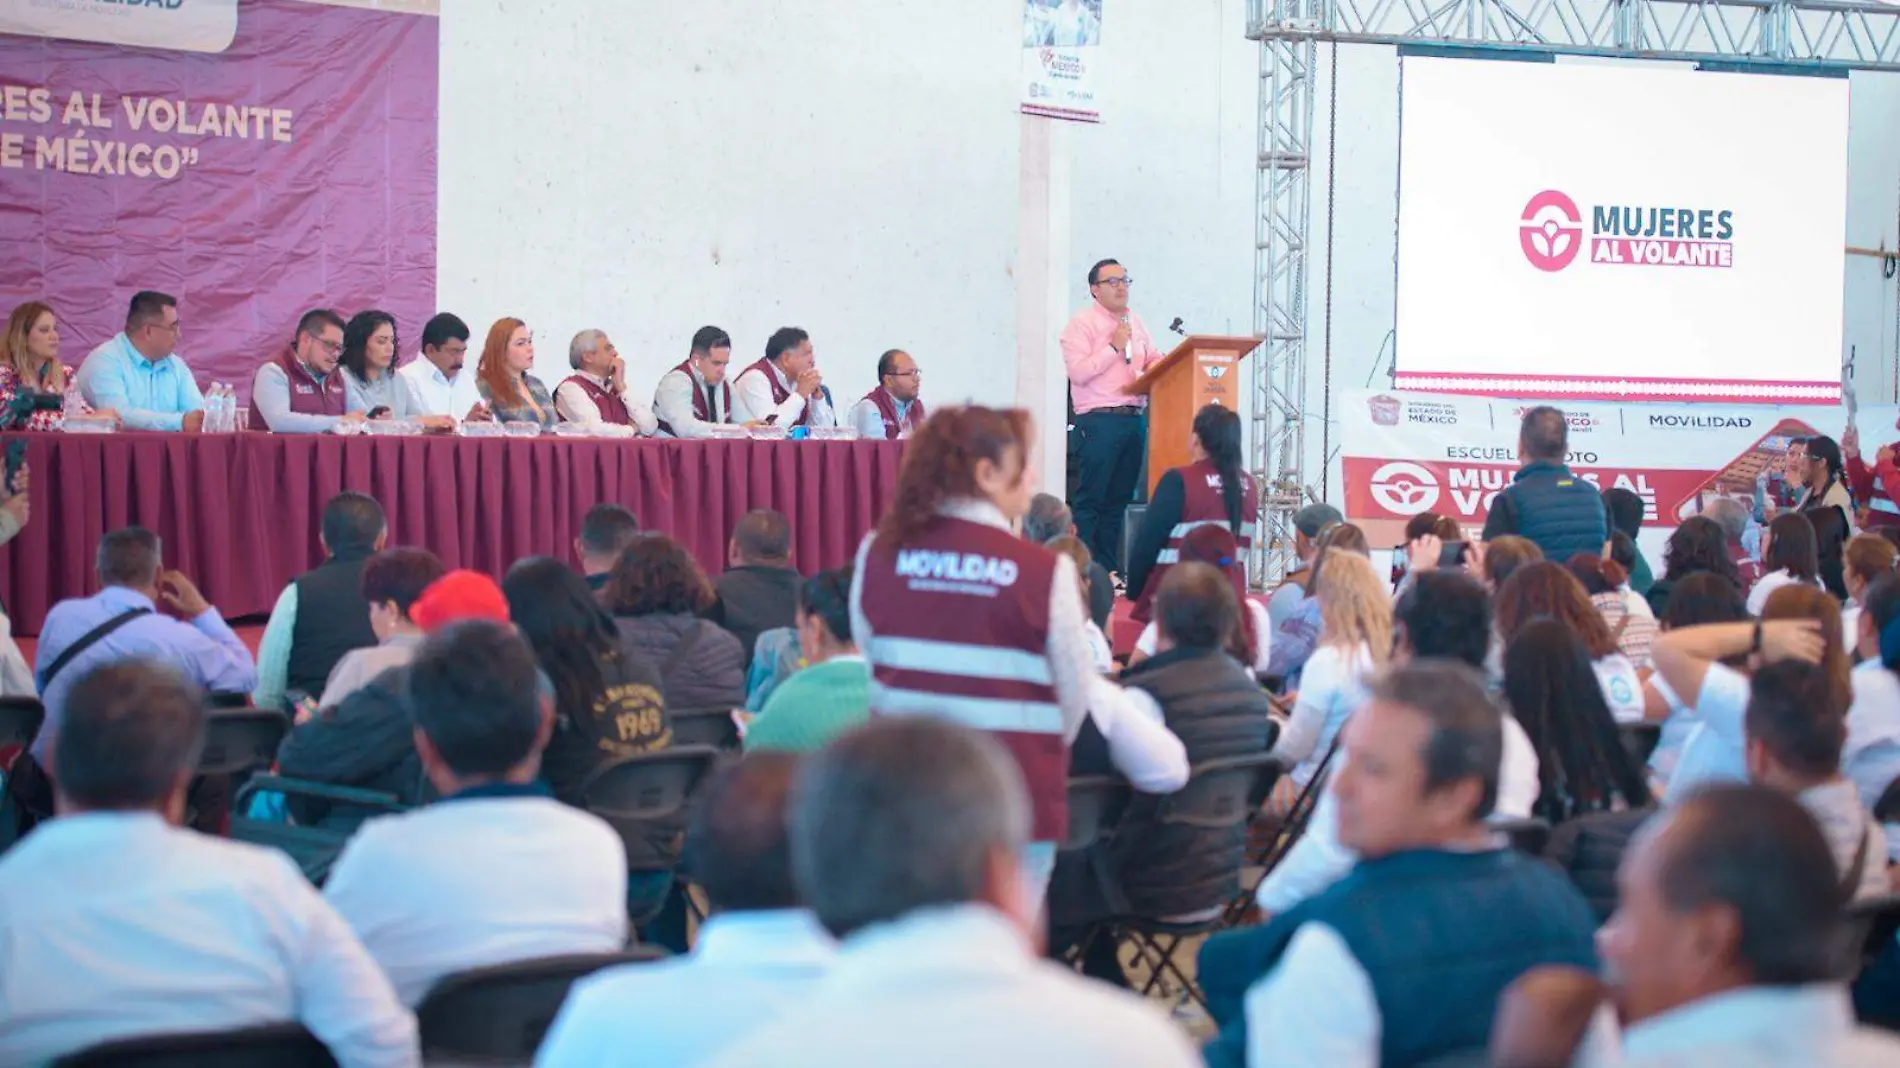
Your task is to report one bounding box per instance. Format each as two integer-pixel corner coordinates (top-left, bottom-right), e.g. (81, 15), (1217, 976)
(1245, 0), (1900, 585)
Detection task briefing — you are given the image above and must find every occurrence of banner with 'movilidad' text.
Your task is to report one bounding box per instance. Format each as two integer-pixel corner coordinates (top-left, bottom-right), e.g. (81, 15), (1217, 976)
(0, 0), (437, 401)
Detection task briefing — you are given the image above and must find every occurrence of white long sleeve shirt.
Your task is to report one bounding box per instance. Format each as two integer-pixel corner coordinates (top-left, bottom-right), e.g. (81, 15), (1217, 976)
(396, 356), (482, 420)
(1089, 678), (1191, 793)
(552, 372), (658, 434)
(0, 812), (418, 1068)
(651, 365), (731, 438)
(732, 360), (836, 427)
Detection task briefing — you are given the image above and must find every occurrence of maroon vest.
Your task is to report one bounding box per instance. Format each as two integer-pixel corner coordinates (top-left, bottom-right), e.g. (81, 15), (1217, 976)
(859, 517), (1068, 842)
(560, 374), (631, 425)
(740, 357), (811, 428)
(1132, 461), (1261, 622)
(860, 386), (926, 440)
(248, 347), (348, 430)
(655, 360), (733, 436)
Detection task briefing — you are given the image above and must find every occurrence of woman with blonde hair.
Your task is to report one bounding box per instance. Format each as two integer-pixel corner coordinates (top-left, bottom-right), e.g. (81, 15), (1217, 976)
(0, 301), (113, 430)
(1839, 532), (1897, 641)
(1267, 522), (1370, 685)
(475, 316), (556, 427)
(1270, 551), (1391, 790)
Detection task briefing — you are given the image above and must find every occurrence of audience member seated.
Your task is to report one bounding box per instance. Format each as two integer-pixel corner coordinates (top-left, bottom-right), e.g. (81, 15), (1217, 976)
(1748, 512), (1824, 615)
(340, 310), (449, 429)
(476, 316), (556, 427)
(1270, 550), (1388, 792)
(573, 503), (641, 591)
(708, 508), (804, 663)
(396, 312), (492, 422)
(74, 290), (205, 432)
(1130, 525), (1271, 678)
(731, 327), (836, 428)
(1504, 785), (1900, 1066)
(1656, 585), (1849, 800)
(1044, 536), (1114, 671)
(0, 661), (418, 1067)
(1569, 554), (1659, 670)
(1504, 619), (1655, 827)
(1201, 661), (1598, 1067)
(706, 718), (1202, 1067)
(275, 571), (512, 821)
(1604, 532), (1657, 620)
(318, 548), (446, 709)
(1265, 521), (1370, 686)
(324, 620), (628, 1007)
(1645, 515), (1743, 617)
(1478, 533), (1544, 592)
(849, 348), (926, 439)
(1, 301), (113, 429)
(602, 535), (746, 711)
(1739, 660), (1889, 902)
(0, 466), (29, 696)
(250, 308), (366, 434)
(501, 557), (668, 805)
(254, 491), (387, 711)
(1052, 563), (1271, 983)
(11, 527), (256, 832)
(652, 325), (738, 438)
(1602, 486), (1655, 594)
(1840, 531), (1896, 640)
(1704, 495), (1764, 594)
(1849, 575), (1900, 857)
(1641, 571), (1751, 784)
(746, 568), (869, 753)
(1025, 492), (1116, 632)
(1267, 503), (1343, 630)
(553, 329), (659, 433)
(536, 753), (836, 1066)
(1496, 561), (1645, 721)
(1255, 571), (1540, 916)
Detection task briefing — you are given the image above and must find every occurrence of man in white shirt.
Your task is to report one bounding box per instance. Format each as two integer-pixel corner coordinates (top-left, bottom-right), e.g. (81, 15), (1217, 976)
(552, 329), (658, 434)
(396, 313), (492, 422)
(323, 619), (629, 1007)
(0, 660), (418, 1068)
(1495, 784), (1900, 1067)
(536, 752), (835, 1066)
(1200, 661), (1596, 1068)
(706, 718), (1202, 1068)
(730, 327), (836, 429)
(653, 325), (743, 438)
(848, 349), (926, 439)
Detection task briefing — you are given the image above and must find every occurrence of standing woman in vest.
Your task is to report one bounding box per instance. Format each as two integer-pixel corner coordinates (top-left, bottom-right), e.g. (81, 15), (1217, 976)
(851, 405), (1101, 901)
(1124, 404), (1259, 624)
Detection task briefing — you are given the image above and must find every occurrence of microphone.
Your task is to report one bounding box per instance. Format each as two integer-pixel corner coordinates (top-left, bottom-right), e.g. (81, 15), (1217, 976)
(1119, 315), (1132, 364)
(1169, 317), (1187, 337)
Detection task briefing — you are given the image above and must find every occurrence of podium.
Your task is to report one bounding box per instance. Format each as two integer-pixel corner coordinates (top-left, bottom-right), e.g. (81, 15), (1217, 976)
(1126, 335), (1262, 496)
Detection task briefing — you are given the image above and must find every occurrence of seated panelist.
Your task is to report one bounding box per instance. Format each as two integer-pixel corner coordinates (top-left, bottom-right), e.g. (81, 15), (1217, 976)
(849, 348), (925, 440)
(250, 309), (366, 434)
(553, 329), (658, 434)
(653, 326), (739, 438)
(731, 327), (835, 429)
(75, 290), (204, 433)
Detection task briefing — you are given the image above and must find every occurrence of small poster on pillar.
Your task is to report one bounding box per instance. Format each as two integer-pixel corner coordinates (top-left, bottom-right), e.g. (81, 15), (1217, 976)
(1020, 0), (1102, 123)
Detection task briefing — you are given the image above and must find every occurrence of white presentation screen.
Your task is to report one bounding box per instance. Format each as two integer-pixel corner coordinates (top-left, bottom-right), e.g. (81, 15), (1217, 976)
(1393, 57), (1849, 405)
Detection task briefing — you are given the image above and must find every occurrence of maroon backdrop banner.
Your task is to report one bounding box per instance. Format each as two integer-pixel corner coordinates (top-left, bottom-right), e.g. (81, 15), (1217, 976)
(0, 0), (438, 403)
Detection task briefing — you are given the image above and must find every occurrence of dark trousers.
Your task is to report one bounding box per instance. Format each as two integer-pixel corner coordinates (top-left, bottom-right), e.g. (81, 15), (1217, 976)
(1071, 410), (1146, 573)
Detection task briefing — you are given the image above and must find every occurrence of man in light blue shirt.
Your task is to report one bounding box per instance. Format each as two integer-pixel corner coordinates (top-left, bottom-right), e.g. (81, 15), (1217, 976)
(32, 526), (256, 766)
(74, 291), (205, 432)
(536, 751), (835, 1067)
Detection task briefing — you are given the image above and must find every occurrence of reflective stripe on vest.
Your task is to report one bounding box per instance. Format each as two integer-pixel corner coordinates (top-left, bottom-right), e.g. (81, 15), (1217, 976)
(866, 635), (1054, 688)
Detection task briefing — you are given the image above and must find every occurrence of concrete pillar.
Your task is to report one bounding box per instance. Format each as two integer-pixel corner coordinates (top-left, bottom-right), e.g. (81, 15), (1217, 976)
(1015, 114), (1074, 497)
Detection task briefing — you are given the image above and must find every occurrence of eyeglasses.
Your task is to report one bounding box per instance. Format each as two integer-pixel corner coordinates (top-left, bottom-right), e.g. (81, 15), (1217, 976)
(316, 338), (343, 356)
(1094, 277), (1133, 289)
(888, 370), (923, 380)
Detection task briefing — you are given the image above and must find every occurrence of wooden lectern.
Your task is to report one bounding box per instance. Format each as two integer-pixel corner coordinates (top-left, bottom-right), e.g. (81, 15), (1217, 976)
(1125, 335), (1263, 496)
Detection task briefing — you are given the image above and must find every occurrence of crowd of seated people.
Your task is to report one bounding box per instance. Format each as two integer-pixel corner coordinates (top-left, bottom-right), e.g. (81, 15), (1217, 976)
(2, 399), (1900, 1068)
(0, 293), (931, 439)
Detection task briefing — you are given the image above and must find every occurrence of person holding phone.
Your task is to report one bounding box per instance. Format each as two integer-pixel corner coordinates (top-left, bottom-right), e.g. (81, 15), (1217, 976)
(339, 310), (452, 431)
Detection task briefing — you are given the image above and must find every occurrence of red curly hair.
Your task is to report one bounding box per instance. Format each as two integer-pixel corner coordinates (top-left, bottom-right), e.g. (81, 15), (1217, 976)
(877, 405), (1033, 547)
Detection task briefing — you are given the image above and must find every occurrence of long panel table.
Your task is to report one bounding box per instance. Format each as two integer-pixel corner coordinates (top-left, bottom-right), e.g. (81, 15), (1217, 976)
(0, 431), (904, 635)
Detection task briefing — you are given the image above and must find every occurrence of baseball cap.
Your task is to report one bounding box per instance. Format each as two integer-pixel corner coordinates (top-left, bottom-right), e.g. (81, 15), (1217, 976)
(1293, 503), (1345, 539)
(408, 570), (512, 633)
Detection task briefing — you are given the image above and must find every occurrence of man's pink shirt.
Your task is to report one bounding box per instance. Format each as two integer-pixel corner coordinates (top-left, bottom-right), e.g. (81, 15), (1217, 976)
(1060, 301), (1164, 413)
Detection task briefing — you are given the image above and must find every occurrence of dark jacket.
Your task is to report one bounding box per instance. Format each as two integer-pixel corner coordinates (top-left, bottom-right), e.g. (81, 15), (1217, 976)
(1482, 460), (1608, 566)
(614, 612), (747, 711)
(1086, 560), (1114, 633)
(708, 565), (803, 663)
(1051, 646), (1275, 926)
(1545, 807), (1657, 923)
(540, 632), (670, 807)
(287, 549), (378, 698)
(275, 664), (431, 827)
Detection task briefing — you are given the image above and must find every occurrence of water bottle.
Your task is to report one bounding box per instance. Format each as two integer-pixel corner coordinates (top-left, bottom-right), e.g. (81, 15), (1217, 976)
(204, 384), (222, 433)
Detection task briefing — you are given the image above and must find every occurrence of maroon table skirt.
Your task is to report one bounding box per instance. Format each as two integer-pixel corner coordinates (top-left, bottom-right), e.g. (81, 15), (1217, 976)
(0, 431), (904, 635)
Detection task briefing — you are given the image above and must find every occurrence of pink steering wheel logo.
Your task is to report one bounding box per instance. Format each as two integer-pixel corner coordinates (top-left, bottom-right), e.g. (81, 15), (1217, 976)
(1520, 190), (1583, 272)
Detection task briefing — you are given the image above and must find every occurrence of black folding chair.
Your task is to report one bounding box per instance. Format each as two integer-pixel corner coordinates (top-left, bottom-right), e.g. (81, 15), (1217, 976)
(1617, 722), (1662, 766)
(1840, 892), (1900, 978)
(667, 708), (741, 749)
(228, 774), (410, 885)
(416, 949), (665, 1062)
(1054, 775), (1133, 967)
(54, 1022), (335, 1067)
(1224, 736), (1340, 926)
(205, 691), (256, 710)
(1491, 816), (1552, 857)
(582, 746), (722, 926)
(1873, 775), (1900, 822)
(0, 695), (44, 757)
(1117, 753), (1283, 1008)
(197, 708), (289, 777)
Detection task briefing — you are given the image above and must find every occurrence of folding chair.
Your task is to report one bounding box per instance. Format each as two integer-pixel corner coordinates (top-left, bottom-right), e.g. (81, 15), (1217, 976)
(0, 695), (43, 758)
(1617, 722), (1662, 766)
(1491, 816), (1552, 857)
(1873, 775), (1900, 822)
(415, 948), (665, 1062)
(667, 708), (741, 749)
(228, 774), (410, 884)
(197, 708), (289, 777)
(1053, 774), (1133, 968)
(582, 746), (722, 926)
(54, 1021), (335, 1067)
(1839, 892), (1900, 979)
(1223, 736), (1341, 926)
(1116, 753), (1283, 1008)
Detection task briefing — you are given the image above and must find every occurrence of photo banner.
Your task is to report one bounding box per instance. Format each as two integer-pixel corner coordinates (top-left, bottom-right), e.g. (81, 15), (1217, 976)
(1340, 388), (1896, 544)
(0, 0), (438, 402)
(1020, 0), (1102, 123)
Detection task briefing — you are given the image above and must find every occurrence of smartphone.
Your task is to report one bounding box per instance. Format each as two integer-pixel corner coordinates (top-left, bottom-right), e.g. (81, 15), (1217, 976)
(3, 439), (26, 496)
(1440, 540), (1471, 568)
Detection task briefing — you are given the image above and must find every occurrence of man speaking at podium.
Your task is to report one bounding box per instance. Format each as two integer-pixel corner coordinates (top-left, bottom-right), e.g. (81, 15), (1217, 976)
(1061, 258), (1163, 578)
